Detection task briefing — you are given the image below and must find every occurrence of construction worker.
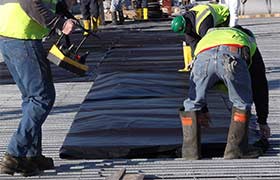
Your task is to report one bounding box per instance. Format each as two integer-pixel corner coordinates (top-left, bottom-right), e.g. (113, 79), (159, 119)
(136, 0), (148, 20)
(0, 0), (76, 176)
(179, 25), (271, 160)
(110, 0), (125, 25)
(171, 3), (230, 55)
(80, 0), (100, 34)
(171, 3), (230, 122)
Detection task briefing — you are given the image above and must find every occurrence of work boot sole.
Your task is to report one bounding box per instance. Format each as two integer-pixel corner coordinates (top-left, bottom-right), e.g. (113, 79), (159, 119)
(0, 162), (41, 177)
(21, 170), (41, 177)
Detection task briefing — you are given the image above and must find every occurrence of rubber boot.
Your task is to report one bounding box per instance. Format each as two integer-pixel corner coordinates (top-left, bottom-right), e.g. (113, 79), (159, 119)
(97, 16), (102, 26)
(179, 41), (192, 72)
(82, 20), (90, 36)
(224, 107), (263, 159)
(118, 10), (124, 25)
(143, 8), (148, 20)
(136, 8), (143, 20)
(179, 109), (201, 160)
(111, 11), (118, 25)
(91, 16), (99, 32)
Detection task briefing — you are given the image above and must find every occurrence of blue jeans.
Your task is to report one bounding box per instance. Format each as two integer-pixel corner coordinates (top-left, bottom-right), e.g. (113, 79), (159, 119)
(184, 45), (252, 112)
(0, 38), (55, 157)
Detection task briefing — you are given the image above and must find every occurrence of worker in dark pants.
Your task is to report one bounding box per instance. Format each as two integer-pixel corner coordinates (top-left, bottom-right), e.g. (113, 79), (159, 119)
(179, 26), (271, 160)
(0, 0), (76, 176)
(80, 0), (100, 34)
(110, 0), (124, 25)
(136, 0), (148, 20)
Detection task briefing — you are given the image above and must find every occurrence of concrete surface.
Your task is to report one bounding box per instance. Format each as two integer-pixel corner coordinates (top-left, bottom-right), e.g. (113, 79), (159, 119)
(0, 17), (279, 179)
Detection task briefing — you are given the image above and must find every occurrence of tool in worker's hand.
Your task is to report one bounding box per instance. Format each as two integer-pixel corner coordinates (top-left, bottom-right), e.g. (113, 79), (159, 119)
(47, 34), (90, 76)
(47, 3), (101, 76)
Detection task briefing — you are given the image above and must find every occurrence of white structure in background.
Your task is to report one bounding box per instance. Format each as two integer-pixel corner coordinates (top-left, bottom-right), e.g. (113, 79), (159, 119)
(219, 0), (240, 27)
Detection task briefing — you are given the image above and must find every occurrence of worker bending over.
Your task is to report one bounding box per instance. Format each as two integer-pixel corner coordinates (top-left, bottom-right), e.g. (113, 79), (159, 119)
(179, 26), (271, 160)
(0, 0), (76, 176)
(171, 3), (230, 55)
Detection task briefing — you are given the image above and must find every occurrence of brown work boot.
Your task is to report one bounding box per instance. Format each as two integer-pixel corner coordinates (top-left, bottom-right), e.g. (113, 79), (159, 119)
(179, 108), (201, 160)
(224, 107), (263, 159)
(0, 153), (40, 177)
(27, 155), (54, 171)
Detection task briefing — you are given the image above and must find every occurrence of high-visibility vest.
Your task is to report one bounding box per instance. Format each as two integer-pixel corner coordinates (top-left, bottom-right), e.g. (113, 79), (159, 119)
(0, 0), (57, 40)
(190, 4), (229, 36)
(194, 27), (257, 63)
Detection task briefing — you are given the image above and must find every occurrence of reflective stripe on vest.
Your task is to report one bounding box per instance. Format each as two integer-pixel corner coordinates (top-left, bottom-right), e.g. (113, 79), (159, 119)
(0, 0), (56, 39)
(194, 27), (257, 64)
(190, 4), (229, 36)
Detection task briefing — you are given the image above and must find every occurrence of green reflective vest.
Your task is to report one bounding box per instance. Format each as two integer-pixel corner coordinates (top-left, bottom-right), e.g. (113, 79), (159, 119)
(195, 27), (257, 94)
(190, 4), (229, 36)
(0, 0), (57, 40)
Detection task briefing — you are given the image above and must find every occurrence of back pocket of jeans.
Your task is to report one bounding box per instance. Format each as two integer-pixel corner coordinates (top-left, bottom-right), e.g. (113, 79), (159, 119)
(192, 58), (209, 78)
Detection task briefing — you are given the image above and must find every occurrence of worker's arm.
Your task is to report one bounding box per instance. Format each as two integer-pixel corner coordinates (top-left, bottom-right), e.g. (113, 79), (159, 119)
(249, 48), (269, 125)
(18, 0), (67, 31)
(184, 33), (200, 56)
(184, 14), (214, 55)
(249, 48), (270, 138)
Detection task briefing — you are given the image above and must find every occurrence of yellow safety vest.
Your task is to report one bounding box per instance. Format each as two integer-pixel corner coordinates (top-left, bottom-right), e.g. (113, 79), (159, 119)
(0, 0), (57, 40)
(196, 27), (257, 93)
(194, 27), (257, 62)
(190, 4), (229, 36)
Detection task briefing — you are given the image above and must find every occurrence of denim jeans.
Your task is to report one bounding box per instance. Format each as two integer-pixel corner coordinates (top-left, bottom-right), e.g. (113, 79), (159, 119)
(184, 45), (252, 112)
(0, 37), (55, 157)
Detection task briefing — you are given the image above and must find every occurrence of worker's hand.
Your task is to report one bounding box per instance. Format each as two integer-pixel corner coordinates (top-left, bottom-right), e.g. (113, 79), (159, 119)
(198, 112), (211, 128)
(259, 124), (271, 139)
(62, 19), (76, 35)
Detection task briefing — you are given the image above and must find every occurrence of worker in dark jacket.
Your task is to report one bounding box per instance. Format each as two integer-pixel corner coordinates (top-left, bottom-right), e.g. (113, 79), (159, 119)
(171, 3), (230, 125)
(0, 0), (76, 176)
(136, 0), (148, 20)
(171, 3), (230, 55)
(179, 26), (271, 160)
(80, 0), (100, 34)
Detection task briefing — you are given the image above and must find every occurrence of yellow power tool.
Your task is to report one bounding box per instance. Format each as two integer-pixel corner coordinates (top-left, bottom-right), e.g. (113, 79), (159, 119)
(47, 34), (89, 76)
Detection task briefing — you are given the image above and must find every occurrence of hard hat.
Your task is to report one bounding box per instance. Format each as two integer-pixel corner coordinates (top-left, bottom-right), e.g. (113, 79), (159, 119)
(171, 16), (186, 34)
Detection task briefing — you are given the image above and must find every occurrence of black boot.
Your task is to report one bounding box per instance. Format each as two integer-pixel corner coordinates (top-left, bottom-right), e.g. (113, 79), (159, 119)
(111, 11), (118, 25)
(118, 10), (124, 25)
(27, 155), (54, 171)
(179, 109), (201, 160)
(224, 107), (263, 159)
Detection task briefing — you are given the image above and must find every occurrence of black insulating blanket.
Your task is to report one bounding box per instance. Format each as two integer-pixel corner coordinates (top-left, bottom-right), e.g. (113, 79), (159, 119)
(59, 45), (259, 159)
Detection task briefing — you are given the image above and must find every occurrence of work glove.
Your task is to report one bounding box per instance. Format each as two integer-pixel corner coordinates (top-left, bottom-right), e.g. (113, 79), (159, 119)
(62, 19), (76, 35)
(198, 112), (211, 128)
(259, 124), (271, 139)
(198, 106), (212, 128)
